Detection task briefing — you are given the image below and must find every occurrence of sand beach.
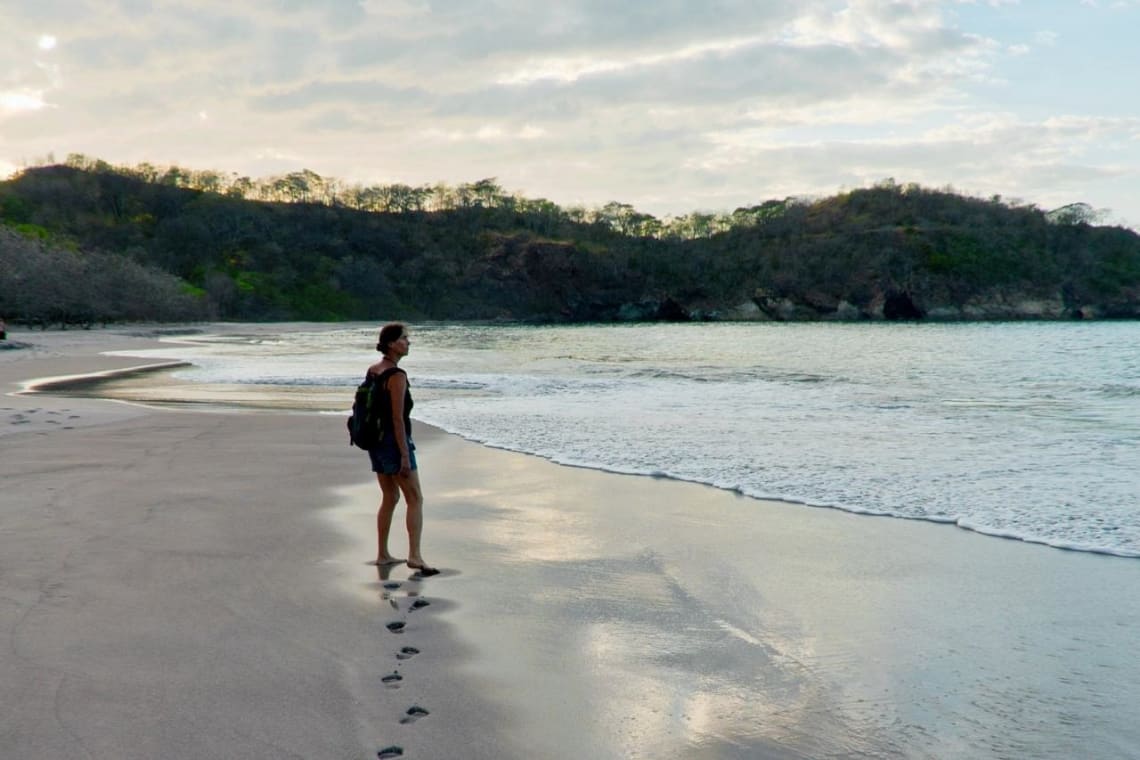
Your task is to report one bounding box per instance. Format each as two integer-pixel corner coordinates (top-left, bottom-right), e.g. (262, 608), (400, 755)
(2, 326), (1138, 759)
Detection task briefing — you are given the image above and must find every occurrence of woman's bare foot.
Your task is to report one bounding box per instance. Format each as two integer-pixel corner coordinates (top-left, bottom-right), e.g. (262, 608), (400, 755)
(367, 556), (405, 566)
(407, 559), (440, 576)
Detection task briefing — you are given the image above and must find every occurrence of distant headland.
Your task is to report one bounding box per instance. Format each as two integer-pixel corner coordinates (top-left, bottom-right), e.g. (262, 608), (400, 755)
(2, 155), (1137, 326)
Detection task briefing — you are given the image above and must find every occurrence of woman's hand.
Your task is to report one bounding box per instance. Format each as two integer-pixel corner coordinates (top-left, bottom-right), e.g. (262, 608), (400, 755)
(399, 454), (411, 478)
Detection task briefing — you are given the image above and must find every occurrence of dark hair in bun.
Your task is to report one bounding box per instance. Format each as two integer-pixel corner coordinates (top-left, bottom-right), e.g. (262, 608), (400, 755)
(377, 322), (406, 355)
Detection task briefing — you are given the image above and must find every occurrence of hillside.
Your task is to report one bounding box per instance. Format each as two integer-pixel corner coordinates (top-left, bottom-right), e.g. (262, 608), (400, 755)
(1, 164), (1138, 325)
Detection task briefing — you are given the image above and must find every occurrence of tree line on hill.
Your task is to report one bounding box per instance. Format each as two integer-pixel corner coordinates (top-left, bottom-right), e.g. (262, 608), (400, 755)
(0, 157), (1137, 327)
(32, 153), (744, 240)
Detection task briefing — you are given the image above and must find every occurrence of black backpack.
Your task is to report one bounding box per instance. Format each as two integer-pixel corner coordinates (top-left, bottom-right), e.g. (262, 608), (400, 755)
(346, 368), (398, 449)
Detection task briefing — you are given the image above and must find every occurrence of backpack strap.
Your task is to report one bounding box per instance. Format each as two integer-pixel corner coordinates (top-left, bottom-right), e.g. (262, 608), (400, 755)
(368, 367), (405, 388)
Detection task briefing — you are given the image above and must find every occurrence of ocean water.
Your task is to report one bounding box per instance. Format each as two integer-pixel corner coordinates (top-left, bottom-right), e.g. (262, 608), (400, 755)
(112, 321), (1140, 558)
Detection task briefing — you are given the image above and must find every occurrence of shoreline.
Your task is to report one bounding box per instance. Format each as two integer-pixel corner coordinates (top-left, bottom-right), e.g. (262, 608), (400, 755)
(3, 327), (1139, 758)
(23, 351), (1140, 562)
(18, 360), (194, 394)
(421, 426), (1140, 561)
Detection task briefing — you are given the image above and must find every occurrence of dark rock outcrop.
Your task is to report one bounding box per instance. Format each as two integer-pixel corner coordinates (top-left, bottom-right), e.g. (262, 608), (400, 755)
(734, 285), (1112, 323)
(655, 297), (690, 321)
(883, 291), (924, 320)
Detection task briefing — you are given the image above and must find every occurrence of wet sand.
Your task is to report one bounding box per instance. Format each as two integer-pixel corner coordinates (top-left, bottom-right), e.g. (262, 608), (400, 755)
(1, 328), (510, 759)
(2, 327), (1139, 759)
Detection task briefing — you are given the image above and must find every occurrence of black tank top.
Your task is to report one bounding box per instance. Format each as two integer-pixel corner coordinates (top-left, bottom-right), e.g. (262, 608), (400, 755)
(373, 367), (413, 439)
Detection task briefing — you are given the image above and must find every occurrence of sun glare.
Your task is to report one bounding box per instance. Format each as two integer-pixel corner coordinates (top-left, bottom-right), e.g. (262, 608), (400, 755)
(38, 35), (57, 50)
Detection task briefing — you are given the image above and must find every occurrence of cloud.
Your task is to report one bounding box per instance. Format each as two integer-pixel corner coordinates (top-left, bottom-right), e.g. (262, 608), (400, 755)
(0, 90), (52, 118)
(0, 1), (1137, 227)
(422, 123), (548, 143)
(251, 80), (430, 113)
(678, 111), (1140, 216)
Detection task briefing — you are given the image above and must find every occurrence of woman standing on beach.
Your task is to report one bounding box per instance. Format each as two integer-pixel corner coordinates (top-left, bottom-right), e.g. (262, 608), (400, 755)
(367, 322), (438, 575)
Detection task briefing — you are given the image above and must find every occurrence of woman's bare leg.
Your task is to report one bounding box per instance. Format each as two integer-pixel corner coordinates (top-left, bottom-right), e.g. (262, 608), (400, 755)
(396, 470), (435, 572)
(369, 473), (404, 565)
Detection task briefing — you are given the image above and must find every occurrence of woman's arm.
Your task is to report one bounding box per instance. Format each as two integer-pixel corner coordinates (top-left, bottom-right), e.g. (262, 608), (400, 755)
(388, 370), (412, 477)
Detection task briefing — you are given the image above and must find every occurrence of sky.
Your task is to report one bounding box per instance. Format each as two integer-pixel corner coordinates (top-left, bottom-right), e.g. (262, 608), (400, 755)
(2, 0), (1139, 226)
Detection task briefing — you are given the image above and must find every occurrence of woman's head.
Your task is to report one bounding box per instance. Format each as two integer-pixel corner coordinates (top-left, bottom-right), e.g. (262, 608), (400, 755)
(376, 322), (407, 355)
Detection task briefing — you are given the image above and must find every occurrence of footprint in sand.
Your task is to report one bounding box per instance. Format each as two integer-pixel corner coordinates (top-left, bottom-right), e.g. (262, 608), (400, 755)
(386, 621), (406, 634)
(399, 706), (430, 725)
(409, 599), (431, 611)
(383, 581), (401, 590)
(396, 646), (419, 660)
(377, 745), (404, 758)
(381, 671), (403, 688)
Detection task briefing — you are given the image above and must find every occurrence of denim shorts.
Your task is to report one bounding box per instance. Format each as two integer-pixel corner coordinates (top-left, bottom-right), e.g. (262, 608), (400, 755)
(369, 437), (417, 475)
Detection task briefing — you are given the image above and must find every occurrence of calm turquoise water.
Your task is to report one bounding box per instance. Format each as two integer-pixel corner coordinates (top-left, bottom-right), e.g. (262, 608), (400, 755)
(117, 321), (1140, 557)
